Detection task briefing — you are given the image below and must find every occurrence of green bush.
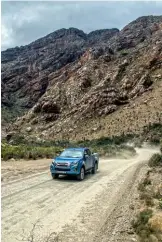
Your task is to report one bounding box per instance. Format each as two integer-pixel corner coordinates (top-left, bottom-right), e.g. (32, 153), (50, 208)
(120, 50), (129, 56)
(1, 133), (137, 161)
(138, 176), (151, 192)
(132, 209), (153, 239)
(148, 153), (162, 167)
(1, 143), (63, 161)
(1, 141), (136, 161)
(76, 134), (137, 147)
(143, 123), (162, 145)
(132, 209), (153, 228)
(134, 138), (143, 148)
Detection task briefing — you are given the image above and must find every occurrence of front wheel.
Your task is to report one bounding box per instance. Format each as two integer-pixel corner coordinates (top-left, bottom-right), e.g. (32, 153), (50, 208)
(77, 167), (85, 181)
(92, 162), (97, 174)
(52, 174), (59, 179)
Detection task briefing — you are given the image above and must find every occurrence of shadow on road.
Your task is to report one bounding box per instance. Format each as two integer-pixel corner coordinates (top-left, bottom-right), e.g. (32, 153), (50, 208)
(53, 171), (100, 183)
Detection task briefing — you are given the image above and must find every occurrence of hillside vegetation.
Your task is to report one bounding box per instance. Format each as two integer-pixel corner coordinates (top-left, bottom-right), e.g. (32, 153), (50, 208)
(132, 142), (162, 242)
(2, 133), (137, 161)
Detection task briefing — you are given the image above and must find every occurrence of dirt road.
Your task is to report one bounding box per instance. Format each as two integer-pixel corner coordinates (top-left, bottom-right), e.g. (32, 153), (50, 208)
(2, 147), (158, 242)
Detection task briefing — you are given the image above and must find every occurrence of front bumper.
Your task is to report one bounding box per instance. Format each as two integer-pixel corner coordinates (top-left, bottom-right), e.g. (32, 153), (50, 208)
(50, 164), (80, 175)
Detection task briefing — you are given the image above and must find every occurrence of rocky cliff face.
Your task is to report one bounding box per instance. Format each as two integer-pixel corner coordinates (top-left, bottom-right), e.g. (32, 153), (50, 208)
(2, 16), (162, 140)
(1, 28), (118, 113)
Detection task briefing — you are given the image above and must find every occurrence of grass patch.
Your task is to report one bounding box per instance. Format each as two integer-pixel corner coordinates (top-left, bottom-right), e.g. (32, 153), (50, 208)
(132, 209), (153, 240)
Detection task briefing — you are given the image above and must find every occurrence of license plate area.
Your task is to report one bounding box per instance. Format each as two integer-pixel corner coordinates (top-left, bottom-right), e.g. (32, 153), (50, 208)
(56, 171), (67, 174)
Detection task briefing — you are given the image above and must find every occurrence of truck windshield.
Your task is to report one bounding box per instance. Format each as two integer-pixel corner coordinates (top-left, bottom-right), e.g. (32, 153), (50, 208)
(60, 149), (83, 158)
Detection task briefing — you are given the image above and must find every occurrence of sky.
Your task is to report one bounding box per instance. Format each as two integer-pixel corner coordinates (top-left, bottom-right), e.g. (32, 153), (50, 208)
(1, 1), (162, 50)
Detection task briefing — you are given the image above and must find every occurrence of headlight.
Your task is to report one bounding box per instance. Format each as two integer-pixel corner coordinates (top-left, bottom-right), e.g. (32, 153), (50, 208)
(71, 161), (79, 166)
(52, 159), (56, 165)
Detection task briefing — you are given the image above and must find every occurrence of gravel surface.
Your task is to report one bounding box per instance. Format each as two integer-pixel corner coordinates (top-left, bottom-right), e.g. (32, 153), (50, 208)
(2, 148), (158, 242)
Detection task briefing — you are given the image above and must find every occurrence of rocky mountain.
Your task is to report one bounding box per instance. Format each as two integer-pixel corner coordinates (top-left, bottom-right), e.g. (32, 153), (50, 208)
(2, 16), (162, 141)
(1, 27), (118, 117)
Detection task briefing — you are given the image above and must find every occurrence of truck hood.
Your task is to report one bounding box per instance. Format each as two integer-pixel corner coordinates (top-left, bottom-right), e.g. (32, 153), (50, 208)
(55, 157), (82, 163)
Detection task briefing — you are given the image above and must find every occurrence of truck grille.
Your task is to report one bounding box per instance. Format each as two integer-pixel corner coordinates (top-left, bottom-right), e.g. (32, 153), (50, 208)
(56, 162), (69, 167)
(55, 162), (70, 171)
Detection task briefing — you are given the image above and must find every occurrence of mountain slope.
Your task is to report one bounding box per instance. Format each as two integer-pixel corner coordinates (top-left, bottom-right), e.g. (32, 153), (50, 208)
(2, 16), (162, 141)
(1, 28), (118, 122)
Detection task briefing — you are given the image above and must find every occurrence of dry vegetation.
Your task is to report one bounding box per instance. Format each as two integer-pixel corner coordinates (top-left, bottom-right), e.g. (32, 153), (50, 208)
(2, 122), (162, 161)
(132, 145), (162, 242)
(18, 220), (60, 242)
(1, 133), (136, 161)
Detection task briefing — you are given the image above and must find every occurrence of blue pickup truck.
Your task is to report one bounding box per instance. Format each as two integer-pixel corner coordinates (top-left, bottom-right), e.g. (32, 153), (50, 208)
(50, 147), (99, 181)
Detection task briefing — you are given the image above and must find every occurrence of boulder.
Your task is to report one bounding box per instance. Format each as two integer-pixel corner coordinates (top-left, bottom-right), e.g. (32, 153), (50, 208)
(26, 127), (32, 132)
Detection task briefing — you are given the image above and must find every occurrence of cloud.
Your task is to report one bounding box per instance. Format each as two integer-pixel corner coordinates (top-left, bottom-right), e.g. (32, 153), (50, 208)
(1, 1), (162, 50)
